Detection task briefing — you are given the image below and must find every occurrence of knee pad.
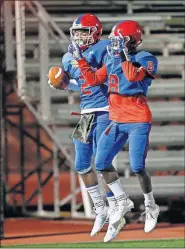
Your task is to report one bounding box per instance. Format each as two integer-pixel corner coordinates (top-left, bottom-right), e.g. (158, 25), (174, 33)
(95, 162), (113, 172)
(74, 157), (92, 174)
(134, 168), (146, 175)
(74, 148), (92, 174)
(73, 138), (93, 175)
(95, 152), (113, 172)
(97, 165), (115, 173)
(76, 165), (92, 175)
(130, 161), (145, 173)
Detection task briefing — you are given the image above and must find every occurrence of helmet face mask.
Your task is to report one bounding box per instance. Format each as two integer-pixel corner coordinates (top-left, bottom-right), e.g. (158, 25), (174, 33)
(70, 13), (102, 50)
(70, 26), (98, 49)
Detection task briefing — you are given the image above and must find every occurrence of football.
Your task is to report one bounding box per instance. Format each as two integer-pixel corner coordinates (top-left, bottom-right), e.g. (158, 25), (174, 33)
(48, 66), (70, 90)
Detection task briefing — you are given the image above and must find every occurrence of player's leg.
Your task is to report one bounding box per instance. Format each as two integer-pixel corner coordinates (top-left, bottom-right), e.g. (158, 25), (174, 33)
(73, 138), (96, 184)
(95, 121), (127, 209)
(95, 122), (134, 242)
(96, 122), (131, 204)
(128, 122), (160, 233)
(73, 138), (108, 236)
(93, 112), (117, 217)
(95, 122), (124, 183)
(72, 113), (106, 210)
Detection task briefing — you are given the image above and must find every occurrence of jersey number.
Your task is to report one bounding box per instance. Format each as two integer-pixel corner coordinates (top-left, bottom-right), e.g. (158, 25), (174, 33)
(79, 75), (92, 95)
(109, 74), (119, 93)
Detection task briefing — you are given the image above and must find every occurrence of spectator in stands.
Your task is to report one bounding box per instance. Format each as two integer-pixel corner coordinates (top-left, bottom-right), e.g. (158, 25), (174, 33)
(69, 20), (160, 242)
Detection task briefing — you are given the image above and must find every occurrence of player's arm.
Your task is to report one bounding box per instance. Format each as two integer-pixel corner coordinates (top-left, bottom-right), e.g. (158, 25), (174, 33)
(120, 51), (157, 82)
(118, 39), (157, 82)
(68, 40), (108, 86)
(67, 79), (80, 92)
(78, 58), (108, 86)
(48, 55), (80, 91)
(47, 67), (80, 92)
(101, 53), (110, 86)
(122, 61), (156, 82)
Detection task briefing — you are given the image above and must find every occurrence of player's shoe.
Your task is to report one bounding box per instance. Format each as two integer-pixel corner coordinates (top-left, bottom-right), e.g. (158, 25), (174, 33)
(142, 204), (160, 233)
(90, 205), (108, 237)
(104, 216), (126, 242)
(113, 197), (134, 224)
(104, 198), (134, 242)
(106, 205), (118, 223)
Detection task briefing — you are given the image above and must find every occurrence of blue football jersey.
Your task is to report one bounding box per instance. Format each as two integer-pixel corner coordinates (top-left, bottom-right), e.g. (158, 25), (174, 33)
(62, 40), (110, 110)
(106, 51), (158, 96)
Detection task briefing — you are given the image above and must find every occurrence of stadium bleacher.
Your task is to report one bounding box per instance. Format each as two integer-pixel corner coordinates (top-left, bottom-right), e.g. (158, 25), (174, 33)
(12, 0), (185, 201)
(47, 101), (185, 124)
(13, 34), (185, 57)
(117, 150), (184, 172)
(53, 125), (184, 148)
(24, 55), (184, 78)
(40, 0), (185, 14)
(120, 176), (184, 199)
(27, 78), (185, 101)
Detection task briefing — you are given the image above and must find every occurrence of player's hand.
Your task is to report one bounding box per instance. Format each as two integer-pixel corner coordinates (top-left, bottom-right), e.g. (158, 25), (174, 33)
(68, 39), (83, 61)
(120, 45), (131, 62)
(111, 36), (124, 53)
(117, 32), (131, 62)
(47, 67), (70, 90)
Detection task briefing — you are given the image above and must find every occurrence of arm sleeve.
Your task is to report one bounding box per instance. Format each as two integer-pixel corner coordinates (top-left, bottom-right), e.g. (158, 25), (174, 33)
(138, 55), (158, 78)
(122, 61), (146, 82)
(122, 55), (158, 82)
(78, 58), (108, 86)
(66, 79), (80, 92)
(62, 55), (68, 73)
(62, 54), (80, 91)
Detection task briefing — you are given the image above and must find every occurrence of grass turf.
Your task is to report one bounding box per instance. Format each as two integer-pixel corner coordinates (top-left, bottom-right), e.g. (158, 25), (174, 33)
(3, 239), (185, 248)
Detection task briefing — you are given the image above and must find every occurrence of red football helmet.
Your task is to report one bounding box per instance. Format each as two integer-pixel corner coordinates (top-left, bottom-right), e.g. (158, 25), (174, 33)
(70, 13), (102, 50)
(109, 20), (143, 49)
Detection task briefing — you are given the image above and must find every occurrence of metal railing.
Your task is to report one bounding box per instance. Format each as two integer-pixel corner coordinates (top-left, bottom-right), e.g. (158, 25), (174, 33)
(2, 0), (93, 221)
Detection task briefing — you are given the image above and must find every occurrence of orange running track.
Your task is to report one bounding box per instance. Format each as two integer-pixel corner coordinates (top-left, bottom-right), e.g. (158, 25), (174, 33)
(2, 218), (184, 246)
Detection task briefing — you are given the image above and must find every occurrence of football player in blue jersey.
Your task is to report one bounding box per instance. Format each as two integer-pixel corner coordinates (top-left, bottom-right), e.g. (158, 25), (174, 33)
(48, 13), (124, 237)
(69, 20), (160, 242)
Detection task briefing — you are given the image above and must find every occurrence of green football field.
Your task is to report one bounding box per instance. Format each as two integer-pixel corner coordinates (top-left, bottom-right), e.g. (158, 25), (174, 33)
(3, 239), (184, 248)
